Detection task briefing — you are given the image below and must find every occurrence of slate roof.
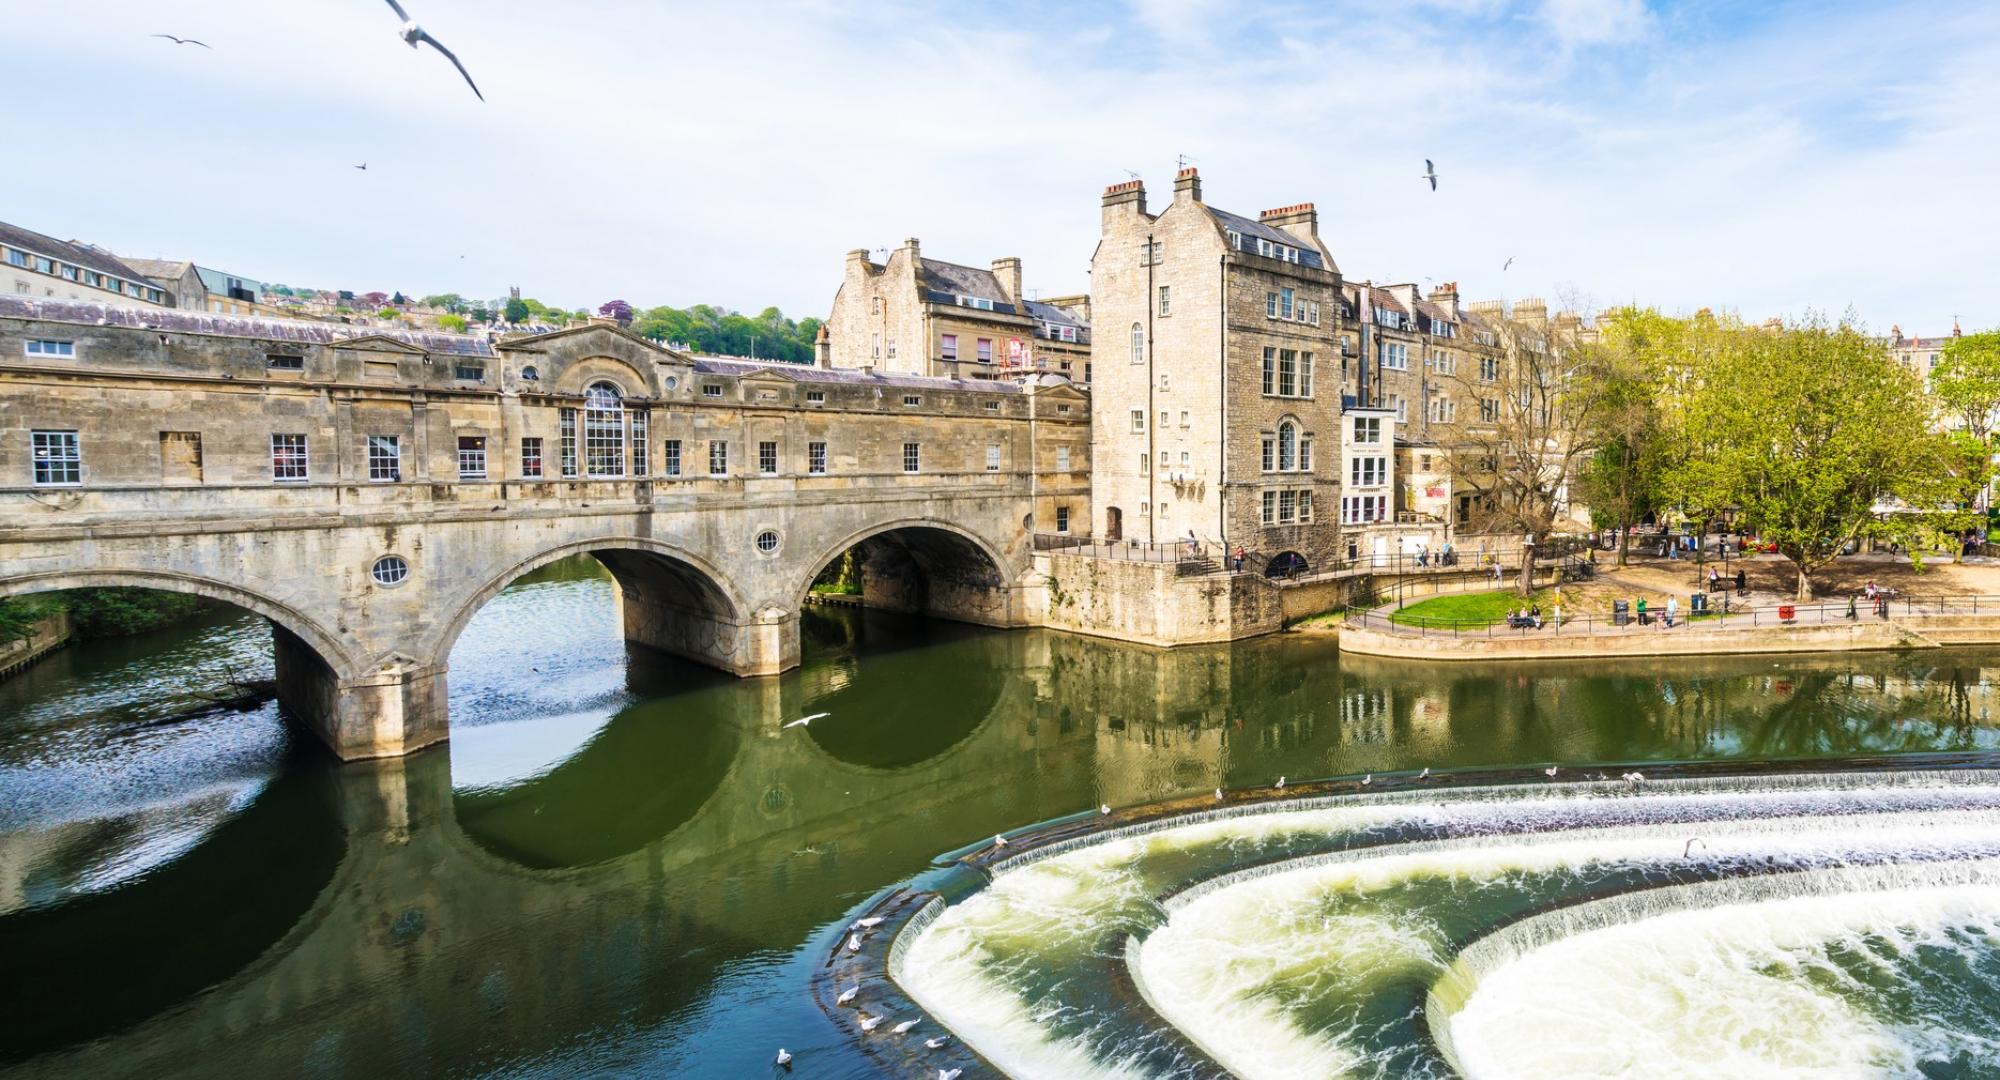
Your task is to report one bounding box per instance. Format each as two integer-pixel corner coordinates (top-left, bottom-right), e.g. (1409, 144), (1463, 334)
(1207, 208), (1328, 271)
(1412, 298), (1457, 329)
(1023, 299), (1091, 343)
(0, 295), (493, 356)
(690, 356), (1024, 393)
(917, 257), (1027, 314)
(0, 220), (165, 288)
(120, 258), (196, 284)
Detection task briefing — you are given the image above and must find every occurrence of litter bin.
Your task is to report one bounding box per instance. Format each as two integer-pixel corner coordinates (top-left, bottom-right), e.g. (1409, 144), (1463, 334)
(1612, 598), (1630, 627)
(1778, 604), (1797, 624)
(1690, 592), (1708, 615)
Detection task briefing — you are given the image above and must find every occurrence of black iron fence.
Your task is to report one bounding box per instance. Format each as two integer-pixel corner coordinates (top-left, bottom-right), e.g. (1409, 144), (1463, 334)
(1347, 592), (2000, 638)
(1033, 534), (1587, 582)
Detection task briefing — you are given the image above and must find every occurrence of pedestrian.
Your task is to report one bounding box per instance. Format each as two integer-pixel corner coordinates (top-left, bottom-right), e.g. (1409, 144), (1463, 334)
(1846, 595), (1857, 620)
(1233, 545), (1245, 573)
(1735, 569), (1747, 593)
(1708, 567), (1720, 591)
(1493, 562), (1503, 584)
(1666, 596), (1678, 628)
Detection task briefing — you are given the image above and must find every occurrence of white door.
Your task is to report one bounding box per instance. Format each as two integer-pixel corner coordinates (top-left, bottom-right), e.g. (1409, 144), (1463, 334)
(1372, 537), (1388, 568)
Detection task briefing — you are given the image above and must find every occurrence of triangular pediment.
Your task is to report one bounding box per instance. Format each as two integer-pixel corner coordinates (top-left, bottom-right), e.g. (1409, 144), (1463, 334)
(334, 334), (427, 354)
(494, 322), (674, 357)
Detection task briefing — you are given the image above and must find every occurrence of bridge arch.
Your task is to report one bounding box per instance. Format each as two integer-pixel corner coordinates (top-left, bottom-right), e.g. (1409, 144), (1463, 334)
(428, 536), (763, 679)
(794, 517), (1023, 628)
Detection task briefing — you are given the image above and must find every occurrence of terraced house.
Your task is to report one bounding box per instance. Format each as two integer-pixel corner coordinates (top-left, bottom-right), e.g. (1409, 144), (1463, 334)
(1, 220), (170, 308)
(823, 239), (1090, 383)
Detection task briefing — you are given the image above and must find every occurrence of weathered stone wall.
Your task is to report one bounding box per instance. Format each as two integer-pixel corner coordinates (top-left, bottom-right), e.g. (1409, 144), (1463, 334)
(1031, 553), (1284, 646)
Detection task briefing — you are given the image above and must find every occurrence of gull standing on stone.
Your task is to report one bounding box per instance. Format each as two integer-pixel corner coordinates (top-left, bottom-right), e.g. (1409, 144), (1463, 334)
(1275, 776), (1286, 789)
(853, 916), (884, 929)
(1100, 804), (1111, 815)
(1545, 765), (1559, 777)
(381, 0), (484, 101)
(1421, 159), (1439, 191)
(1419, 767), (1431, 779)
(926, 1035), (953, 1049)
(837, 986), (859, 1005)
(1215, 788), (1225, 801)
(846, 933), (862, 953)
(892, 1019), (921, 1035)
(859, 1014), (885, 1033)
(1362, 773), (1372, 786)
(992, 834), (1007, 848)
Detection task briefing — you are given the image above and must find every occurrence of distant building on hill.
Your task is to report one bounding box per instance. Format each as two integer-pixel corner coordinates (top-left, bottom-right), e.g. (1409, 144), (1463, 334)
(2, 220), (169, 307)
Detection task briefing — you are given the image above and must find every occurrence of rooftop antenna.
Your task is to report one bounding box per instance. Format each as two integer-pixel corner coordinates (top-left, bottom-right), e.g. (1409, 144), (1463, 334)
(1121, 168), (1142, 180)
(1176, 153), (1199, 170)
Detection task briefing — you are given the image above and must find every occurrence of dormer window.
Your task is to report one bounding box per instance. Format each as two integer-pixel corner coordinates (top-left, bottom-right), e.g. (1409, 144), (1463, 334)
(957, 295), (995, 312)
(702, 384), (723, 397)
(806, 390), (825, 404)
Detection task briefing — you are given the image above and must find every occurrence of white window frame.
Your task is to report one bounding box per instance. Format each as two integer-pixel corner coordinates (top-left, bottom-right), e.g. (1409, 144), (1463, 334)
(457, 435), (487, 480)
(903, 442), (921, 474)
(31, 429), (81, 486)
(271, 433), (309, 483)
(25, 339), (75, 358)
(808, 441), (827, 475)
(367, 434), (401, 482)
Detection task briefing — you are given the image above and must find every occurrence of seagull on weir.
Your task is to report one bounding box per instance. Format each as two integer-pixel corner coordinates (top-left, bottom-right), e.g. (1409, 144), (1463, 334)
(992, 834), (1007, 848)
(1545, 765), (1559, 777)
(859, 1014), (886, 1033)
(941, 1070), (964, 1080)
(846, 933), (862, 953)
(151, 34), (211, 48)
(1421, 159), (1440, 191)
(1100, 804), (1111, 815)
(381, 0), (484, 101)
(1215, 788), (1225, 801)
(1684, 837), (1708, 859)
(775, 1048), (792, 1068)
(1622, 771), (1647, 783)
(1419, 767), (1431, 779)
(892, 1019), (921, 1035)
(1362, 773), (1373, 786)
(926, 1035), (953, 1049)
(837, 986), (859, 1005)
(784, 712), (830, 729)
(852, 915), (884, 929)
(1275, 776), (1286, 789)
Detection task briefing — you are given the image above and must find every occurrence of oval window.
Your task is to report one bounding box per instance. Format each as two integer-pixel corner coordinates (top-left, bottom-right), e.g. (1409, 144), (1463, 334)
(755, 530), (780, 554)
(371, 555), (410, 586)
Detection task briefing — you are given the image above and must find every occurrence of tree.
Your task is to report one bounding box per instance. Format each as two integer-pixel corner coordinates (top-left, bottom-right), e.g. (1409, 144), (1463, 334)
(1444, 301), (1614, 595)
(1672, 316), (1975, 600)
(503, 298), (530, 325)
(376, 307), (400, 320)
(469, 305), (490, 324)
(421, 293), (466, 314)
(1574, 306), (1673, 566)
(438, 313), (468, 333)
(599, 299), (634, 327)
(1930, 330), (2000, 441)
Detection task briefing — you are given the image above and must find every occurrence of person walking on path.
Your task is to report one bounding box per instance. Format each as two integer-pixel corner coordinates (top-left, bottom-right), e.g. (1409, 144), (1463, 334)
(1708, 567), (1721, 591)
(1666, 596), (1678, 628)
(1492, 562), (1504, 585)
(1233, 546), (1245, 573)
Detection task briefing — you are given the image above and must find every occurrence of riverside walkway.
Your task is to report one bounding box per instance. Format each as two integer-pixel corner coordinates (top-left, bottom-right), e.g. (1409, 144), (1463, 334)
(1339, 591), (2000, 660)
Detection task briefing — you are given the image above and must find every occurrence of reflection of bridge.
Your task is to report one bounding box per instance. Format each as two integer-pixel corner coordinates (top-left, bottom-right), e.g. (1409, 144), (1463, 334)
(10, 625), (1999, 1077)
(0, 303), (1089, 758)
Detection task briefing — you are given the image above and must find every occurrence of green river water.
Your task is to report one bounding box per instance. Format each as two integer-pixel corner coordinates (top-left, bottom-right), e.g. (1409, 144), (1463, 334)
(4, 555), (2000, 1078)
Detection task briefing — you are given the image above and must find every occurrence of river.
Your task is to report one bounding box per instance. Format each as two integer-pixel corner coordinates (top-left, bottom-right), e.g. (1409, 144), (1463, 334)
(3, 555), (1998, 1078)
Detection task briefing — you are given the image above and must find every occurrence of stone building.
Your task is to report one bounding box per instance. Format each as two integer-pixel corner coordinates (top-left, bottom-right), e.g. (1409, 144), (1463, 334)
(1089, 169), (1345, 570)
(824, 239), (1089, 382)
(120, 258), (291, 317)
(2, 220), (169, 307)
(1890, 323), (1960, 380)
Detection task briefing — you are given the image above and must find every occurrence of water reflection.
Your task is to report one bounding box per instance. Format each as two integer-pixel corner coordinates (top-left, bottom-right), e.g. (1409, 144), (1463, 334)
(6, 561), (2000, 1077)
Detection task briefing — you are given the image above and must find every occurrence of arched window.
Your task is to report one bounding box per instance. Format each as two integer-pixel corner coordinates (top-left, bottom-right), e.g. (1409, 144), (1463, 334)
(584, 381), (625, 477)
(1130, 322), (1144, 365)
(1278, 420), (1297, 471)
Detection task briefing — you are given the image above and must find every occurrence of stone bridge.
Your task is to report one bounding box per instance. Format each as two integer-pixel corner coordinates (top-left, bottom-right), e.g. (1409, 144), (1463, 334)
(0, 299), (1091, 758)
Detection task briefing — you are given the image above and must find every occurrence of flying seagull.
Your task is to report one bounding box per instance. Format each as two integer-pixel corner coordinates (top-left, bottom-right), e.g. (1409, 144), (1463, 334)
(1503, 256), (1515, 271)
(774, 1048), (792, 1068)
(354, 163), (368, 171)
(784, 711), (830, 729)
(151, 34), (211, 48)
(837, 986), (859, 1005)
(1421, 159), (1439, 191)
(382, 0), (484, 101)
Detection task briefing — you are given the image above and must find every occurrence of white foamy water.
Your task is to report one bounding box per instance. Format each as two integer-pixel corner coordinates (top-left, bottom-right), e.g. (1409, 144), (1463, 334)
(1446, 871), (2000, 1079)
(893, 774), (2000, 1080)
(1138, 813), (2000, 1079)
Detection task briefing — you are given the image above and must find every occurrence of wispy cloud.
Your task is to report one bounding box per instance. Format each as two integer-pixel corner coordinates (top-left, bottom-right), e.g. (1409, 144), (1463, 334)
(6, 0), (1994, 335)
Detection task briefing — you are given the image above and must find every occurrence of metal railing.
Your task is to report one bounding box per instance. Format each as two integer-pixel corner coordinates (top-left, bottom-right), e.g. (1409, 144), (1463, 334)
(1033, 534), (1590, 583)
(1347, 592), (2000, 638)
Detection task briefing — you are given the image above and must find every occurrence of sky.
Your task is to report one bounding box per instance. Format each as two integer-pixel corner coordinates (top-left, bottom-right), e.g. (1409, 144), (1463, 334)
(8, 0), (1996, 335)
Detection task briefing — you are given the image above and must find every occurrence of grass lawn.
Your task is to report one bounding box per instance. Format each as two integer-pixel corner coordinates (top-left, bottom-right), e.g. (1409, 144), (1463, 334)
(1390, 589), (1557, 627)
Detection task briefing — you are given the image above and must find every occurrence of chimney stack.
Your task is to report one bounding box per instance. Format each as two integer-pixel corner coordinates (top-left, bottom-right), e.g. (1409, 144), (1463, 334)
(1173, 167), (1202, 205)
(1102, 177), (1147, 222)
(991, 257), (1023, 305)
(813, 323), (832, 368)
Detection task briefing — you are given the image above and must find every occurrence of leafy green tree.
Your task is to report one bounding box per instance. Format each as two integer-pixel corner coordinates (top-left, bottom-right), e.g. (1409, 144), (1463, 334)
(503, 298), (530, 325)
(437, 313), (468, 332)
(469, 305), (490, 324)
(421, 293), (466, 314)
(1674, 317), (1975, 600)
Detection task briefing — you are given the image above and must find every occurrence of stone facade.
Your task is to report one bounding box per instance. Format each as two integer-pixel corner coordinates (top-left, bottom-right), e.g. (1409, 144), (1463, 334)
(1090, 170), (1345, 570)
(0, 297), (1090, 759)
(824, 239), (1090, 383)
